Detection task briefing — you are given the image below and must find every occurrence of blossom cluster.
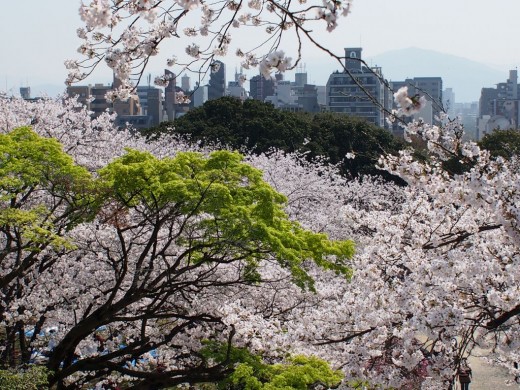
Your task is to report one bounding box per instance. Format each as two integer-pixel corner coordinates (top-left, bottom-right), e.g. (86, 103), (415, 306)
(3, 95), (520, 388)
(70, 0), (354, 99)
(393, 86), (427, 117)
(259, 50), (292, 79)
(317, 0), (353, 32)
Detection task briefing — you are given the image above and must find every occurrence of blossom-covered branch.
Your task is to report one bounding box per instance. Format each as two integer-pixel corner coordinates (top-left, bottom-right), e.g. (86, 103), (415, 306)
(69, 0), (353, 98)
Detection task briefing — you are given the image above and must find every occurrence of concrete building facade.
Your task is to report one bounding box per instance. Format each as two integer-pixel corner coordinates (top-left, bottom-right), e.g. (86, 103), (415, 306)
(326, 48), (391, 128)
(208, 61), (226, 101)
(249, 74), (275, 101)
(478, 69), (520, 138)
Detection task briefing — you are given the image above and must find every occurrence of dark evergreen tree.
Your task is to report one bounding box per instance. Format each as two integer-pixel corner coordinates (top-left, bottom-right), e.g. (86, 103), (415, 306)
(142, 97), (406, 181)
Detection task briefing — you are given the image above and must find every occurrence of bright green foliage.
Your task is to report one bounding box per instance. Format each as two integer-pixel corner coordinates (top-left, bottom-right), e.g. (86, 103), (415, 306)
(201, 342), (343, 390)
(0, 206), (73, 252)
(0, 127), (91, 200)
(0, 128), (99, 369)
(99, 149), (354, 289)
(0, 127), (94, 251)
(251, 355), (343, 390)
(0, 366), (50, 390)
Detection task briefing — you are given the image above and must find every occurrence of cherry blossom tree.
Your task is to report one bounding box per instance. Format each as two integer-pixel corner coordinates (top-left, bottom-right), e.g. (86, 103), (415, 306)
(68, 0), (353, 98)
(4, 91), (520, 389)
(242, 91), (520, 388)
(0, 96), (354, 389)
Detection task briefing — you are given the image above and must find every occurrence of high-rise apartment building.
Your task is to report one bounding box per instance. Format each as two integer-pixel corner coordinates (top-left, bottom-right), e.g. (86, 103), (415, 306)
(164, 69), (177, 121)
(19, 87), (31, 100)
(136, 86), (164, 126)
(181, 75), (191, 92)
(208, 61), (226, 101)
(249, 74), (275, 101)
(326, 48), (391, 128)
(477, 70), (520, 137)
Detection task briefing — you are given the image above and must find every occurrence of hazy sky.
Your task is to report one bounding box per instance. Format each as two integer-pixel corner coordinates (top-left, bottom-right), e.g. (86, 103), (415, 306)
(1, 0), (519, 95)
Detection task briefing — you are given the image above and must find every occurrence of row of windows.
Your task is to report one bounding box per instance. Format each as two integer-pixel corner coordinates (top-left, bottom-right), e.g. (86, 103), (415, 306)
(329, 87), (356, 93)
(329, 88), (384, 97)
(329, 106), (377, 113)
(329, 76), (380, 86)
(329, 96), (379, 103)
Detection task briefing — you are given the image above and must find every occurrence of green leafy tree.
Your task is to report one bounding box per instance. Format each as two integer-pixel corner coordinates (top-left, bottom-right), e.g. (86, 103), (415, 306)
(478, 129), (520, 159)
(142, 97), (310, 153)
(1, 127), (354, 387)
(143, 97), (405, 181)
(0, 127), (95, 366)
(306, 113), (405, 180)
(95, 149), (353, 290)
(230, 355), (343, 390)
(201, 342), (343, 390)
(0, 366), (50, 390)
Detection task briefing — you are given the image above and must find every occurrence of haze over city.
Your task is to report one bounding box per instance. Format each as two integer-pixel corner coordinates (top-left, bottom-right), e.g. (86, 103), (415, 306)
(2, 0), (519, 102)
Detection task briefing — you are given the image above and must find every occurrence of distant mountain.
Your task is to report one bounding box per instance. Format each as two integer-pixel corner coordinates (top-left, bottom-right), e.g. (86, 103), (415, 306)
(367, 47), (506, 103)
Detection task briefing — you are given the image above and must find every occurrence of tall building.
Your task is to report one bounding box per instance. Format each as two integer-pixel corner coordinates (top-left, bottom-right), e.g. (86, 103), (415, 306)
(67, 76), (141, 120)
(387, 77), (443, 136)
(164, 69), (177, 121)
(265, 80), (299, 110)
(181, 75), (191, 92)
(291, 66), (320, 113)
(193, 83), (208, 107)
(67, 77), (157, 126)
(227, 69), (248, 101)
(326, 48), (391, 128)
(262, 71), (320, 113)
(296, 84), (320, 113)
(208, 61), (226, 101)
(453, 102), (479, 140)
(479, 88), (498, 117)
(66, 85), (91, 108)
(249, 74), (275, 101)
(136, 86), (164, 126)
(443, 88), (456, 118)
(111, 74), (140, 118)
(19, 87), (31, 100)
(411, 77), (443, 122)
(113, 97), (140, 118)
(391, 77), (443, 125)
(90, 84), (113, 118)
(477, 69), (520, 138)
(294, 70), (307, 89)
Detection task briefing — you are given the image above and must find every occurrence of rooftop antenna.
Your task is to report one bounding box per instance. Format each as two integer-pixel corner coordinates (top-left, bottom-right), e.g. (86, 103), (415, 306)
(147, 73), (151, 87)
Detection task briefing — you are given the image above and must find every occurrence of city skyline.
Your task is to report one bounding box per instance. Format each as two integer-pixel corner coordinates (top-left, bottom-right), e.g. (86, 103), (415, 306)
(2, 1), (519, 100)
